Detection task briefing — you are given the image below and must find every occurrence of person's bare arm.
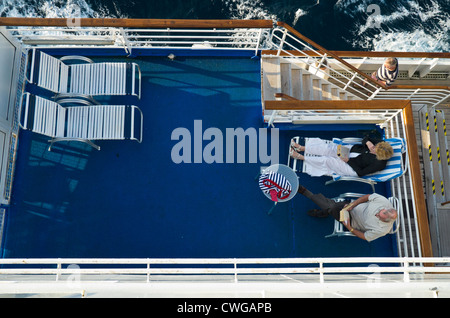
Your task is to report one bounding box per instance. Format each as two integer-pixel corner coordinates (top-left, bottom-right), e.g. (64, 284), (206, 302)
(342, 194), (371, 240)
(342, 220), (366, 240)
(346, 194), (370, 211)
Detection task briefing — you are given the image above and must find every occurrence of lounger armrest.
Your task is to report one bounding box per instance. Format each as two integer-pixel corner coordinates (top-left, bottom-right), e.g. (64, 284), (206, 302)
(18, 93), (31, 130)
(341, 137), (362, 144)
(130, 105), (144, 143)
(55, 95), (98, 106)
(132, 63), (142, 99)
(59, 55), (94, 64)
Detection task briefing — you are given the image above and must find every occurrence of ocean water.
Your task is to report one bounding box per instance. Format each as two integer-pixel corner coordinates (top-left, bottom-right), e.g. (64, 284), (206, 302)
(0, 0), (449, 52)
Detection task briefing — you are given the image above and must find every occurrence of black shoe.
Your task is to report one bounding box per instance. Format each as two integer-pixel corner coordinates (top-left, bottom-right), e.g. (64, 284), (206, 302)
(307, 209), (329, 218)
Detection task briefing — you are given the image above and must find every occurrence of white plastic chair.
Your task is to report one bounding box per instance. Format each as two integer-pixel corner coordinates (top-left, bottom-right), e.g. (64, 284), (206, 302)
(323, 137), (407, 192)
(26, 49), (141, 99)
(19, 93), (143, 151)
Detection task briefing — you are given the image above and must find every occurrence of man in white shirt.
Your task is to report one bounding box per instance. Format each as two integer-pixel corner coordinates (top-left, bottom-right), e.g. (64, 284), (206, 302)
(298, 185), (397, 242)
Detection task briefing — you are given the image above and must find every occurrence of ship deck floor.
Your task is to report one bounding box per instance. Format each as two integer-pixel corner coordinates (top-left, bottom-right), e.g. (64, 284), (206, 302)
(1, 50), (397, 259)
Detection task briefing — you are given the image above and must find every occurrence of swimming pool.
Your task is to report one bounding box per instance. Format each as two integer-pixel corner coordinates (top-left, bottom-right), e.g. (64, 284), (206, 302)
(1, 50), (397, 259)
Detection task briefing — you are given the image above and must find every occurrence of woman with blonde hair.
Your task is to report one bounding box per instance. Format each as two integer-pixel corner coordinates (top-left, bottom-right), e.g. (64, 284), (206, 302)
(290, 136), (394, 177)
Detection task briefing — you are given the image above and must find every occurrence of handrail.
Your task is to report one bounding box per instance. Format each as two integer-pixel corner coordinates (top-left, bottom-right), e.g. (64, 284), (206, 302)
(274, 92), (299, 101)
(0, 257), (448, 278)
(276, 21), (388, 90)
(389, 85), (450, 90)
(263, 50), (450, 59)
(0, 17), (274, 29)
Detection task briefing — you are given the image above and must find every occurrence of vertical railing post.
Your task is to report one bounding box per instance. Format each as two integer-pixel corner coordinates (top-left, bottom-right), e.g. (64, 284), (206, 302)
(276, 28), (288, 56)
(403, 259), (410, 283)
(254, 28), (263, 57)
(56, 259), (62, 282)
(368, 87), (383, 100)
(119, 28), (131, 55)
(234, 259), (238, 283)
(147, 259), (150, 283)
(319, 261), (324, 283)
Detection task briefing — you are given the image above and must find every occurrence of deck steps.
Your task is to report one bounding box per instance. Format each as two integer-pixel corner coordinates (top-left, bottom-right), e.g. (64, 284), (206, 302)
(261, 56), (362, 124)
(419, 106), (450, 256)
(262, 57), (361, 103)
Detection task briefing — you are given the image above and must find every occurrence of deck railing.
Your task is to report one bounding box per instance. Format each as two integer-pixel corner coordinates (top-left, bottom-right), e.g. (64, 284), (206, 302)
(268, 22), (450, 108)
(2, 18), (449, 108)
(265, 99), (432, 258)
(0, 257), (449, 297)
(0, 18), (273, 55)
(0, 257), (448, 282)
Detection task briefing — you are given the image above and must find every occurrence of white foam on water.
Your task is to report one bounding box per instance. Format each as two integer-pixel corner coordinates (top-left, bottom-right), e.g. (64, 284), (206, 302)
(222, 0), (314, 27)
(0, 0), (117, 18)
(335, 0), (450, 52)
(293, 8), (307, 26)
(223, 0), (277, 21)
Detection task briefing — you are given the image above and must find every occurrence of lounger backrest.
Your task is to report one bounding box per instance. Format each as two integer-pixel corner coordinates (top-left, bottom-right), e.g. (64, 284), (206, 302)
(29, 49), (140, 98)
(21, 93), (66, 138)
(29, 49), (69, 94)
(332, 137), (406, 182)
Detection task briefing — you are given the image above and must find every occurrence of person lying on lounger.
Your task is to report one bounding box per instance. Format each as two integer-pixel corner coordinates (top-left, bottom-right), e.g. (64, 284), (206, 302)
(290, 136), (393, 177)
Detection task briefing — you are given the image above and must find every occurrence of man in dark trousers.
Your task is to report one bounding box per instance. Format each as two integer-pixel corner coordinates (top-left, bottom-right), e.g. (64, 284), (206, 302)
(297, 185), (397, 242)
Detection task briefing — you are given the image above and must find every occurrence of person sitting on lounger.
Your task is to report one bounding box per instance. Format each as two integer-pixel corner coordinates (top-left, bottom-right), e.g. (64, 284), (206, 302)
(290, 136), (394, 177)
(297, 184), (397, 242)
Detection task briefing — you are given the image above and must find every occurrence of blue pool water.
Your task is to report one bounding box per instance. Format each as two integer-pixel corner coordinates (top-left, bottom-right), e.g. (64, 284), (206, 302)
(2, 49), (397, 259)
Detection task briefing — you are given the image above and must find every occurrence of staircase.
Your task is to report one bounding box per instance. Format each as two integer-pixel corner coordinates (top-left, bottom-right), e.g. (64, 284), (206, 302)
(262, 56), (364, 125)
(262, 56), (360, 104)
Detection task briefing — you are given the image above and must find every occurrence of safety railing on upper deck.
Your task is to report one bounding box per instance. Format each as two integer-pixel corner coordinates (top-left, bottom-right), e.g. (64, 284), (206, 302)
(0, 18), (273, 56)
(0, 257), (448, 282)
(267, 22), (450, 108)
(265, 99), (433, 258)
(3, 18), (449, 108)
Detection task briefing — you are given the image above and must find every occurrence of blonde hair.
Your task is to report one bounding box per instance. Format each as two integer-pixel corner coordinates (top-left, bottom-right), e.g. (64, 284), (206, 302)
(385, 57), (398, 67)
(376, 141), (394, 160)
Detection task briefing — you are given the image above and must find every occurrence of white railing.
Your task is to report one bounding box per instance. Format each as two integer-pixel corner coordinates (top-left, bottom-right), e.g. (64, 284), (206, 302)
(370, 88), (450, 108)
(264, 101), (423, 258)
(4, 26), (270, 55)
(384, 110), (422, 258)
(268, 26), (450, 108)
(268, 27), (381, 99)
(0, 257), (449, 284)
(266, 108), (403, 127)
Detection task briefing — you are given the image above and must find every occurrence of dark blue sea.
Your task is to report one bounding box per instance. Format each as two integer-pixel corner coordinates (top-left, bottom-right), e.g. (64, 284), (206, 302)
(1, 0), (449, 52)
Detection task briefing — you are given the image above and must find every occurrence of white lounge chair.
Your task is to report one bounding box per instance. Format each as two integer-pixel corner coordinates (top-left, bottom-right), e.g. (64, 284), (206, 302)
(323, 137), (407, 192)
(26, 49), (141, 99)
(19, 93), (143, 151)
(289, 136), (406, 192)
